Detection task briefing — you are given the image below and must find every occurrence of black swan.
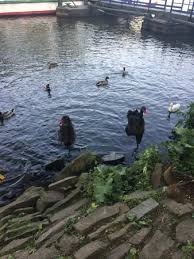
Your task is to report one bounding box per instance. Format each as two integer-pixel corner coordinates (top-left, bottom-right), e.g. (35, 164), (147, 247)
(125, 106), (146, 151)
(58, 115), (76, 156)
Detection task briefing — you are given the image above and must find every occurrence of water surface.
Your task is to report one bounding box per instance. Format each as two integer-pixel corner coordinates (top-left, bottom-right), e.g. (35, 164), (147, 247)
(0, 15), (194, 177)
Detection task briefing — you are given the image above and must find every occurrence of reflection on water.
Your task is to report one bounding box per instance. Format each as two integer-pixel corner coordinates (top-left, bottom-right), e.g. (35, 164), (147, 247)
(0, 15), (194, 178)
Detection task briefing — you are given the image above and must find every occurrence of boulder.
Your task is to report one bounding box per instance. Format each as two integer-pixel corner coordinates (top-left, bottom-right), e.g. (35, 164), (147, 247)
(176, 219), (194, 243)
(55, 152), (98, 181)
(166, 184), (183, 202)
(151, 163), (163, 189)
(0, 187), (44, 218)
(48, 176), (78, 191)
(36, 191), (64, 213)
(45, 157), (65, 171)
(163, 166), (177, 185)
(164, 199), (194, 216)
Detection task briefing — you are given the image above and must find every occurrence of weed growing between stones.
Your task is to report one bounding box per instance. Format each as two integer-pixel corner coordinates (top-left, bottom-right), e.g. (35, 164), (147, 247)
(64, 216), (79, 234)
(125, 247), (138, 259)
(181, 240), (194, 259)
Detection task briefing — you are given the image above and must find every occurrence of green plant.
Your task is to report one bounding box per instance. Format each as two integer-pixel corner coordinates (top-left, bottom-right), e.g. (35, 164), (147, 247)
(82, 146), (160, 205)
(164, 103), (194, 176)
(64, 216), (79, 234)
(181, 240), (194, 259)
(126, 247), (138, 259)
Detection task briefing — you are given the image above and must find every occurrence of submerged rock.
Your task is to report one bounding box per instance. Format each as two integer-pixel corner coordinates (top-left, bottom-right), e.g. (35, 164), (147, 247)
(55, 152), (98, 181)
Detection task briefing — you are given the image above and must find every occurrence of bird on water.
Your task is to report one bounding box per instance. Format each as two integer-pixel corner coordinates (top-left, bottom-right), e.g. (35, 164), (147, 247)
(58, 115), (76, 157)
(125, 106), (147, 153)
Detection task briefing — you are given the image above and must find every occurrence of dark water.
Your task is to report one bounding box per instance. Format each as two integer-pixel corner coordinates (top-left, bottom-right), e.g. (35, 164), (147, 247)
(0, 15), (194, 178)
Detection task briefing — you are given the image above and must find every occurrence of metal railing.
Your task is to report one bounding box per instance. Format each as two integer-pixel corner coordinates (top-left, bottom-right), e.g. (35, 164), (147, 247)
(95, 0), (194, 19)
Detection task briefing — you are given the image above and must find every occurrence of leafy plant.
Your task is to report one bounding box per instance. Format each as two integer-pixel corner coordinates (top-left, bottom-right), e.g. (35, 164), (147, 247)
(126, 247), (138, 259)
(82, 146), (159, 205)
(164, 103), (194, 177)
(181, 240), (194, 259)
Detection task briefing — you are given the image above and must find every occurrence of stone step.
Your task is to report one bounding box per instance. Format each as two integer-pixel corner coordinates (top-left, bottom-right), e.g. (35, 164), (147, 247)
(57, 234), (80, 255)
(36, 214), (79, 247)
(176, 218), (194, 243)
(74, 203), (123, 234)
(50, 198), (88, 223)
(129, 227), (152, 245)
(74, 240), (108, 259)
(88, 213), (128, 241)
(139, 230), (174, 259)
(48, 176), (78, 191)
(13, 207), (35, 215)
(0, 236), (32, 256)
(44, 188), (80, 215)
(128, 198), (159, 220)
(0, 187), (44, 218)
(107, 242), (131, 259)
(108, 223), (132, 242)
(164, 199), (194, 216)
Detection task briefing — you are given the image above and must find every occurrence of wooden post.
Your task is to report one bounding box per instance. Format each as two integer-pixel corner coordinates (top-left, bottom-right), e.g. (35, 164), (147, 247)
(181, 0), (185, 11)
(58, 0), (62, 7)
(147, 0), (152, 13)
(164, 0), (167, 11)
(170, 0), (175, 14)
(189, 1), (194, 21)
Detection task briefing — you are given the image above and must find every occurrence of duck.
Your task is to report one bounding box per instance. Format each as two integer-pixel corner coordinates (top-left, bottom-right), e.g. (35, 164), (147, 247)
(168, 102), (180, 118)
(122, 67), (128, 77)
(48, 62), (58, 69)
(125, 106), (147, 152)
(96, 76), (109, 87)
(58, 115), (76, 156)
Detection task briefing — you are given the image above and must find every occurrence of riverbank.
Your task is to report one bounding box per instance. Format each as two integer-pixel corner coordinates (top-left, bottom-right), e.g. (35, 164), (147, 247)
(0, 150), (194, 259)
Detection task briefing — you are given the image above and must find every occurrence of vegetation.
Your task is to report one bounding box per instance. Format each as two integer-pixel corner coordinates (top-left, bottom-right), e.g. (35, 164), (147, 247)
(164, 103), (194, 177)
(181, 241), (194, 259)
(82, 146), (160, 205)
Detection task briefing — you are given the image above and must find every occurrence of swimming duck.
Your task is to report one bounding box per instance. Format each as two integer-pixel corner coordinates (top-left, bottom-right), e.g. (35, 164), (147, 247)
(96, 76), (109, 87)
(168, 102), (180, 118)
(125, 106), (147, 151)
(48, 62), (58, 69)
(122, 67), (128, 77)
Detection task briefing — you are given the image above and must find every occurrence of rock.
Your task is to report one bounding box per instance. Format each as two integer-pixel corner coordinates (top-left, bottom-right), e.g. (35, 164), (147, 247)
(163, 166), (177, 185)
(74, 240), (108, 259)
(171, 251), (185, 259)
(48, 176), (78, 191)
(36, 216), (76, 247)
(0, 236), (32, 256)
(57, 234), (80, 255)
(164, 199), (194, 216)
(107, 242), (131, 259)
(55, 152), (98, 181)
(139, 230), (174, 259)
(125, 191), (156, 202)
(128, 198), (159, 220)
(88, 214), (128, 241)
(36, 191), (64, 213)
(45, 188), (81, 215)
(44, 230), (64, 248)
(129, 227), (152, 245)
(14, 207), (35, 215)
(166, 184), (184, 202)
(176, 219), (194, 243)
(45, 157), (65, 171)
(0, 215), (13, 225)
(8, 212), (43, 227)
(0, 186), (44, 218)
(151, 163), (163, 189)
(28, 246), (60, 259)
(74, 203), (121, 234)
(108, 223), (132, 242)
(50, 198), (88, 223)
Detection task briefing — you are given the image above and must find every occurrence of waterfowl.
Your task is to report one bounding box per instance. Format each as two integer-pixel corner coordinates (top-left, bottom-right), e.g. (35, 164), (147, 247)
(168, 102), (180, 118)
(125, 106), (147, 151)
(122, 67), (128, 77)
(58, 115), (76, 156)
(0, 109), (15, 125)
(96, 76), (109, 87)
(48, 62), (58, 69)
